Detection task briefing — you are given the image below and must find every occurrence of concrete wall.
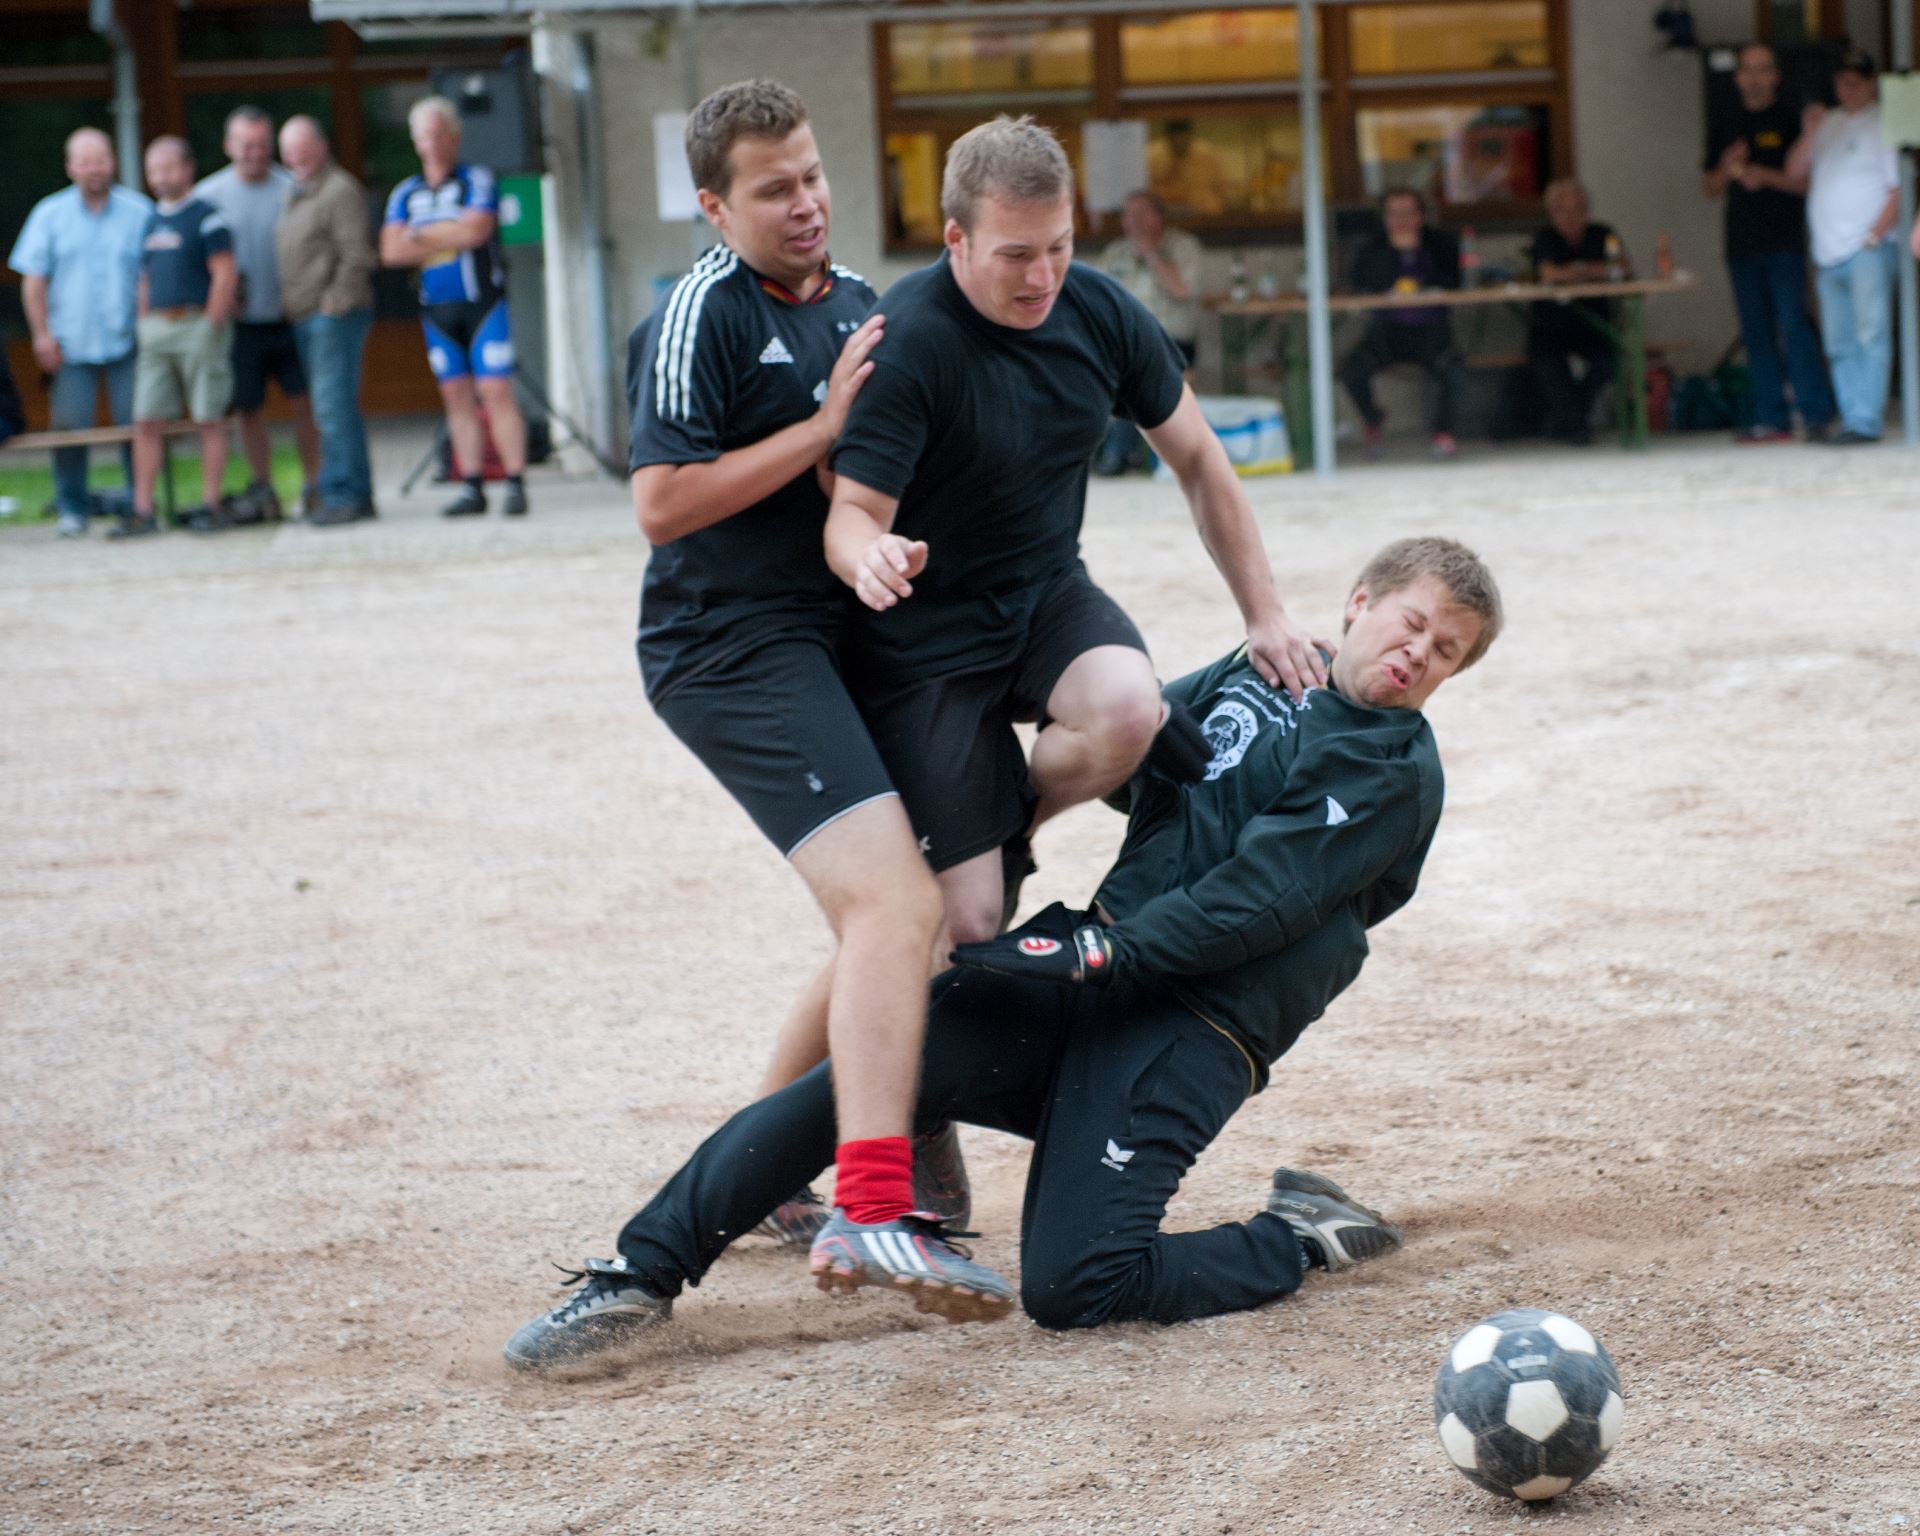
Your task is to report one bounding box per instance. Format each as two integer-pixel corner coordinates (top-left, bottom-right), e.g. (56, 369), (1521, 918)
(543, 0), (1895, 445)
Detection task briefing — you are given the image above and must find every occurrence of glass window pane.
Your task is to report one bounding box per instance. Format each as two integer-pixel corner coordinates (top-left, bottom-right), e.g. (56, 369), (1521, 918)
(1355, 102), (1547, 204)
(1348, 3), (1549, 75)
(177, 4), (329, 62)
(1120, 11), (1299, 86)
(7, 14), (111, 68)
(1146, 112), (1310, 217)
(889, 22), (1092, 103)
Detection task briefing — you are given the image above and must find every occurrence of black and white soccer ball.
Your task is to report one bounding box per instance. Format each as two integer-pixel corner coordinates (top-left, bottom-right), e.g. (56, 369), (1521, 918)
(1432, 1308), (1623, 1501)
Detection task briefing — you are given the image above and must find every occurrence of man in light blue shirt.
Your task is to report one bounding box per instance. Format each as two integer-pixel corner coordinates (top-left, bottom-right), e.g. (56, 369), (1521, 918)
(8, 127), (152, 536)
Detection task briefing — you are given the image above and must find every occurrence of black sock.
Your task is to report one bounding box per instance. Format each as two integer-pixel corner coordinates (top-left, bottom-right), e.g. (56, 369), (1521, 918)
(465, 475), (485, 498)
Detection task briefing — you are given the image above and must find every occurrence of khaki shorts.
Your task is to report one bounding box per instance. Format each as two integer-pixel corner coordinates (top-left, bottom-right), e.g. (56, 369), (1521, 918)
(134, 310), (234, 424)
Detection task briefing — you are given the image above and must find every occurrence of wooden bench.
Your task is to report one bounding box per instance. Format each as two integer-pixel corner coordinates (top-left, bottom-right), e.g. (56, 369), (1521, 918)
(0, 420), (207, 521)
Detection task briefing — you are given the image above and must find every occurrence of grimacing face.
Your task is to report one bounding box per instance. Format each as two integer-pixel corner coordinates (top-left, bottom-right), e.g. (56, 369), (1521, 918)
(1331, 573), (1484, 711)
(700, 126), (830, 291)
(945, 192), (1074, 330)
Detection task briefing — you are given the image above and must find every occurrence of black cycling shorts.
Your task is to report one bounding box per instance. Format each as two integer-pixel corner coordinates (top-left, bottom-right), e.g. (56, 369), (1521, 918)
(859, 564), (1147, 873)
(652, 633), (898, 859)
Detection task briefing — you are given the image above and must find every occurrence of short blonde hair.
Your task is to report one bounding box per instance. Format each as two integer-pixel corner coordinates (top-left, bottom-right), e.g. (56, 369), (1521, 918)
(408, 95), (462, 138)
(942, 115), (1074, 232)
(1348, 537), (1504, 671)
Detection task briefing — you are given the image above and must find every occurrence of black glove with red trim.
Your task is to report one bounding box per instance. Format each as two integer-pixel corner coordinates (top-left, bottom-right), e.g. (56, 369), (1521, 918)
(950, 924), (1118, 986)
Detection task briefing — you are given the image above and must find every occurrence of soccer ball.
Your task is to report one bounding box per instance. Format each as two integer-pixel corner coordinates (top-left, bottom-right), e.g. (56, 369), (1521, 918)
(1432, 1308), (1623, 1501)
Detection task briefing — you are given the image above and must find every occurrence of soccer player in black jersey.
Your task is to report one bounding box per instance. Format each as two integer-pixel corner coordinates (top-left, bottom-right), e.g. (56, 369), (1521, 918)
(825, 117), (1332, 950)
(622, 81), (1009, 1316)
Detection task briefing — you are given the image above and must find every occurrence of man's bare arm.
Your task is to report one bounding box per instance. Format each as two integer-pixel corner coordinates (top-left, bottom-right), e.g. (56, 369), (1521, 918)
(1141, 385), (1331, 700)
(634, 314), (883, 545)
(825, 475), (924, 611)
(204, 250), (237, 327)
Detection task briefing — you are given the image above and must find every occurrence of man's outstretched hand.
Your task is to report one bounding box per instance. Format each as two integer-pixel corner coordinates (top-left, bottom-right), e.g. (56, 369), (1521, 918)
(1246, 610), (1333, 701)
(951, 925), (1116, 985)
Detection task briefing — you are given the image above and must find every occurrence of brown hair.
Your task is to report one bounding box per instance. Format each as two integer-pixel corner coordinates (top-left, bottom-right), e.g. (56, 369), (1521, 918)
(1348, 537), (1504, 670)
(942, 115), (1074, 232)
(685, 79), (809, 197)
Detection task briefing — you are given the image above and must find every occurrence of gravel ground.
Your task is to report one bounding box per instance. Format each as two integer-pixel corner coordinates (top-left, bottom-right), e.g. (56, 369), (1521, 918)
(4, 437), (1917, 1535)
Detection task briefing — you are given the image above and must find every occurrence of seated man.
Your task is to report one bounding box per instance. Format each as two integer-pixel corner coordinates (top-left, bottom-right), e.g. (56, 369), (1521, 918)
(1529, 179), (1624, 445)
(504, 536), (1502, 1363)
(1338, 189), (1466, 460)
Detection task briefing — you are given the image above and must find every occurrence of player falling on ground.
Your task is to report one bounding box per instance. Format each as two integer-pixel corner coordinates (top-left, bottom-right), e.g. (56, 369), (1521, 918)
(504, 537), (1502, 1359)
(618, 82), (1008, 1315)
(380, 95), (532, 519)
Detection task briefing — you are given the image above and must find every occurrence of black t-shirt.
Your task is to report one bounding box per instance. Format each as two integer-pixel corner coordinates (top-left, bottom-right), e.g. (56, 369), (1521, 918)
(1704, 101), (1807, 258)
(830, 256), (1185, 683)
(142, 198), (232, 310)
(627, 248), (878, 700)
(1529, 221), (1615, 337)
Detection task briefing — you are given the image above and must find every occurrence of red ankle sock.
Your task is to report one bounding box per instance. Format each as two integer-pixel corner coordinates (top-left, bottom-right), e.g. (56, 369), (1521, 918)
(833, 1136), (914, 1225)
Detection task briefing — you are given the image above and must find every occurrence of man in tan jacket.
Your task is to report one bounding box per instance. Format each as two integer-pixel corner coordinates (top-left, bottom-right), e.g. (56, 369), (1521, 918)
(275, 116), (376, 525)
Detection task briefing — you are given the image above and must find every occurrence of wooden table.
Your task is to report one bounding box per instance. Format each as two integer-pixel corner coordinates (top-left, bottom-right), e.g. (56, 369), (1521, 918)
(1209, 272), (1700, 460)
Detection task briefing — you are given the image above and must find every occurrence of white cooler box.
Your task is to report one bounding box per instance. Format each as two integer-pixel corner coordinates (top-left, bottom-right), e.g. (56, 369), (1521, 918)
(1154, 395), (1292, 478)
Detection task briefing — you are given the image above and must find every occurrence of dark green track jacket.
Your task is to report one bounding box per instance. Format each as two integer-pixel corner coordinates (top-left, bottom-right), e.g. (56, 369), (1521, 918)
(1093, 647), (1445, 1088)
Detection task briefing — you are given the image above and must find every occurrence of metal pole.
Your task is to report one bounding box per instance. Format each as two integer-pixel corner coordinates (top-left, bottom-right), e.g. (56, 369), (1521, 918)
(89, 0), (141, 187)
(571, 29), (621, 467)
(1894, 7), (1918, 445)
(1296, 0), (1334, 476)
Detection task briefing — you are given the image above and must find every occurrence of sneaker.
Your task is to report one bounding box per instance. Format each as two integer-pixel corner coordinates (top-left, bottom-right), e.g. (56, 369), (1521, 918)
(1430, 432), (1459, 460)
(910, 1123), (972, 1227)
(308, 502), (360, 527)
(1735, 425), (1793, 445)
(753, 1187), (832, 1246)
(184, 503), (235, 534)
(1266, 1168), (1403, 1272)
(106, 513), (159, 540)
(441, 486), (488, 517)
(809, 1211), (1014, 1323)
(1826, 428), (1881, 446)
(1360, 424), (1385, 461)
(56, 511), (88, 539)
(354, 500), (379, 521)
(502, 1256), (672, 1370)
(226, 481), (283, 523)
(501, 481), (528, 517)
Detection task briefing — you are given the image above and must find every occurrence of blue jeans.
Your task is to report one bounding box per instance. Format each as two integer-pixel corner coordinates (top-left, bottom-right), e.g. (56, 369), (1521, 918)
(1815, 242), (1898, 438)
(49, 354), (135, 519)
(292, 308), (373, 507)
(1727, 249), (1834, 432)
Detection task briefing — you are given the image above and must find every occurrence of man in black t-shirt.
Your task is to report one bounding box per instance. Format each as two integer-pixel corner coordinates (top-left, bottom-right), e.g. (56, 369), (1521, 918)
(1702, 42), (1835, 443)
(622, 82), (1012, 1319)
(1337, 188), (1467, 460)
(827, 116), (1327, 951)
(1527, 179), (1621, 445)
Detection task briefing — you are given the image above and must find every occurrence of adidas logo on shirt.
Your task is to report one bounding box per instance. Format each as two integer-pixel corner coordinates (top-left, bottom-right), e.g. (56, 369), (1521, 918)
(759, 335), (795, 365)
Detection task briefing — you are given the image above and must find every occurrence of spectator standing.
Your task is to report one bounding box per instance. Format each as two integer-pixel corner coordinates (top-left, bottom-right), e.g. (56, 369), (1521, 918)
(1094, 190), (1200, 474)
(275, 116), (377, 526)
(121, 136), (237, 540)
(1703, 42), (1835, 444)
(379, 96), (530, 518)
(7, 127), (151, 537)
(1338, 188), (1465, 459)
(195, 106), (322, 519)
(1790, 50), (1899, 445)
(1527, 178), (1623, 445)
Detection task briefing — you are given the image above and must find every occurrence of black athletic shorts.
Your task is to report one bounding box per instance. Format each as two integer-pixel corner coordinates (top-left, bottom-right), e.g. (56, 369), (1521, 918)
(859, 564), (1147, 873)
(651, 632), (897, 859)
(230, 320), (307, 412)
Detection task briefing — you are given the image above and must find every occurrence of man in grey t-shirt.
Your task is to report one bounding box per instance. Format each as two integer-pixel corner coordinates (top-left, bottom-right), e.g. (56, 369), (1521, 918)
(194, 106), (320, 519)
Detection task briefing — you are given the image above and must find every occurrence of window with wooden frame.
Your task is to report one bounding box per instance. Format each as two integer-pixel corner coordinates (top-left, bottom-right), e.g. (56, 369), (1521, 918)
(873, 0), (1571, 250)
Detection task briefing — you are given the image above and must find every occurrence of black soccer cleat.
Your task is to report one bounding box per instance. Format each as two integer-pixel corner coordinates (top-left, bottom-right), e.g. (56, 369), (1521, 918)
(501, 481), (528, 517)
(1266, 1168), (1403, 1271)
(502, 1256), (671, 1369)
(440, 486), (488, 518)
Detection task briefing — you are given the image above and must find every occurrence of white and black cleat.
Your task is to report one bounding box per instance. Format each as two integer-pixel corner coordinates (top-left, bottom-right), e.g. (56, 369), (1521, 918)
(1266, 1168), (1404, 1272)
(503, 1256), (671, 1369)
(809, 1211), (1013, 1324)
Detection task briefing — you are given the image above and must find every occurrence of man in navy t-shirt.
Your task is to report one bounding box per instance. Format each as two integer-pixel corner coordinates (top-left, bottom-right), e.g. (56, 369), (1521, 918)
(125, 136), (237, 538)
(380, 96), (531, 518)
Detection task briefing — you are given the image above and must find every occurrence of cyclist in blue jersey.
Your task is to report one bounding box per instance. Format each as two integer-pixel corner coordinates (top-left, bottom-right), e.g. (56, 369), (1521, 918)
(380, 96), (531, 518)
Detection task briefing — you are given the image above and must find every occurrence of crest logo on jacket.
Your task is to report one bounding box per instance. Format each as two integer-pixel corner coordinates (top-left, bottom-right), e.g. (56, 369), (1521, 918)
(1200, 701), (1258, 780)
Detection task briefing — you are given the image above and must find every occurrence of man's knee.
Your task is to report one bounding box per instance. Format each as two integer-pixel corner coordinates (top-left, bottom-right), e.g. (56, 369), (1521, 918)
(942, 893), (1002, 948)
(1021, 1255), (1134, 1332)
(1056, 655), (1161, 763)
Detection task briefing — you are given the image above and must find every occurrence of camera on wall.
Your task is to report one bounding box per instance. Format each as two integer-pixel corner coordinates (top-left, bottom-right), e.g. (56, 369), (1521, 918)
(1654, 2), (1698, 51)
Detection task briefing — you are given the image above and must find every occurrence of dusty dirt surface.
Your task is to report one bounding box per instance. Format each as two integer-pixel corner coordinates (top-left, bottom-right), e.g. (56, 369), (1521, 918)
(5, 440), (1918, 1536)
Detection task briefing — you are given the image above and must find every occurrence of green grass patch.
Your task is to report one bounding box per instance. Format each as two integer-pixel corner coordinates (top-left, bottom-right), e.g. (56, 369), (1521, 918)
(0, 439), (309, 520)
